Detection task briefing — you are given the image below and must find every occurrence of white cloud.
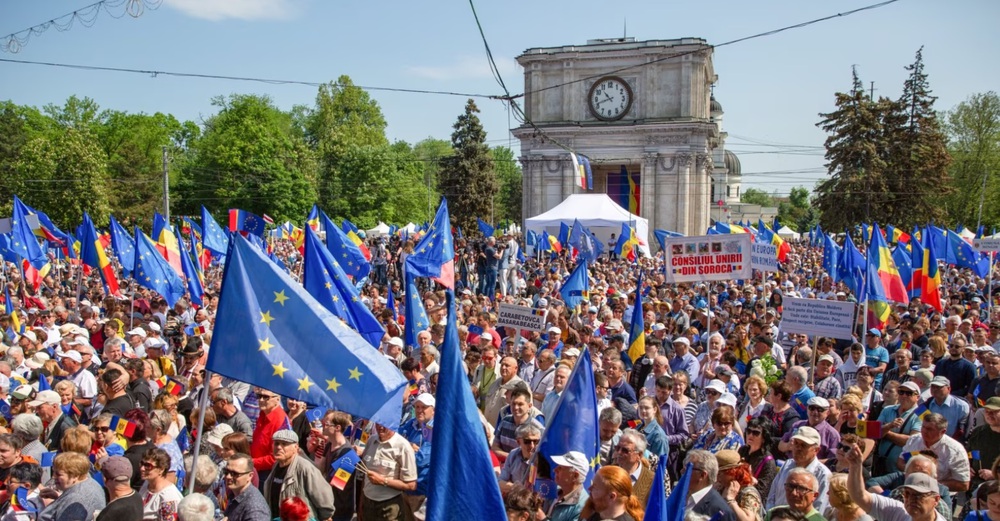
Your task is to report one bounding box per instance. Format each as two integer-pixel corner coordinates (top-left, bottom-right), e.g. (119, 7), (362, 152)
(163, 0), (298, 21)
(407, 55), (520, 81)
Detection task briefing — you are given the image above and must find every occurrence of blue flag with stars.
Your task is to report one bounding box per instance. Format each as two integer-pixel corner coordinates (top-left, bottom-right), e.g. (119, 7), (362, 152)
(947, 229), (990, 278)
(569, 219), (598, 265)
(537, 346), (600, 487)
(321, 211), (371, 282)
(108, 215), (135, 279)
(405, 199), (455, 289)
(425, 290), (506, 521)
(179, 235), (205, 307)
(133, 227), (186, 308)
(302, 227), (385, 348)
(201, 205), (229, 256)
(11, 196), (47, 270)
(386, 286), (398, 322)
(0, 235), (19, 264)
(559, 260), (590, 309)
(403, 272), (429, 349)
(207, 234), (408, 429)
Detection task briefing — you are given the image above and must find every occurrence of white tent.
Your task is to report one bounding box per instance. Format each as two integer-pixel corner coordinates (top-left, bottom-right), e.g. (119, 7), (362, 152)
(776, 225), (800, 240)
(525, 194), (651, 257)
(366, 222), (391, 238)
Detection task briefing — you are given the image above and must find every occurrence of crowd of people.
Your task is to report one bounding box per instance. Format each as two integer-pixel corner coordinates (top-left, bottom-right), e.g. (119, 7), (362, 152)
(1, 225), (999, 521)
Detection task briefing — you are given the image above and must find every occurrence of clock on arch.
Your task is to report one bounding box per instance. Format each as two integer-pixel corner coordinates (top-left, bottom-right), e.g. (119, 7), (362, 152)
(588, 76), (633, 121)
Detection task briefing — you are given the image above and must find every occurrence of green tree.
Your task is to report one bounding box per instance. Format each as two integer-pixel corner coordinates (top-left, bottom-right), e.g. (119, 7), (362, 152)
(492, 146), (522, 225)
(0, 102), (55, 217)
(174, 94), (317, 222)
(439, 99), (497, 234)
(740, 188), (775, 207)
(412, 138), (451, 221)
(387, 141), (438, 226)
(814, 68), (888, 231)
(776, 186), (812, 231)
(943, 92), (1000, 228)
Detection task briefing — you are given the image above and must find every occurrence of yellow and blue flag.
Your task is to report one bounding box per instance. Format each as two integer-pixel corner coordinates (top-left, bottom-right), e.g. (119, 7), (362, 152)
(80, 213), (120, 297)
(179, 234), (204, 307)
(425, 290), (506, 520)
(627, 272), (645, 362)
(207, 234), (407, 428)
(152, 213), (183, 275)
(302, 227), (384, 348)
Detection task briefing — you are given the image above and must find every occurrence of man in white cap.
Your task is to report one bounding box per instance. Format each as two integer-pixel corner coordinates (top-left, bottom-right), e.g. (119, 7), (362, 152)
(846, 444), (944, 521)
(544, 326), (564, 356)
(547, 451), (589, 520)
(30, 389), (77, 450)
(668, 337), (699, 381)
(125, 327), (148, 359)
(766, 425), (831, 513)
(398, 393), (434, 516)
(926, 375), (969, 438)
(875, 380), (925, 474)
(58, 349), (98, 414)
(777, 396), (841, 460)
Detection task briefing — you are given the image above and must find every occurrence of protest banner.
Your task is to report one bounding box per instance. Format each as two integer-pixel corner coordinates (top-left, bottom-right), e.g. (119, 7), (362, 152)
(972, 238), (1000, 253)
(781, 297), (855, 339)
(750, 242), (779, 272)
(662, 234), (752, 283)
(496, 303), (547, 332)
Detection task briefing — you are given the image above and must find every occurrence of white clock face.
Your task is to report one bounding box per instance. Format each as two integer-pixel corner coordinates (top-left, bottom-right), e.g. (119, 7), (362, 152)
(589, 77), (632, 121)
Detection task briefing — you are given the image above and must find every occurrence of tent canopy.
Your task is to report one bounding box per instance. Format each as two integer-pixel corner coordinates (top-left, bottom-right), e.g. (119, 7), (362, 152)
(366, 222), (391, 237)
(525, 194), (651, 256)
(776, 225), (800, 240)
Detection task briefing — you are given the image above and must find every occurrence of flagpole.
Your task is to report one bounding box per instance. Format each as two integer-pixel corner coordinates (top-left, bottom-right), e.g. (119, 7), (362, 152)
(990, 253), (995, 322)
(185, 375), (212, 495)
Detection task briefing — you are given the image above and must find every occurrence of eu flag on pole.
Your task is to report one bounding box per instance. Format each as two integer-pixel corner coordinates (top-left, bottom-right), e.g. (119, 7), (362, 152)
(405, 199), (455, 289)
(627, 272), (645, 362)
(822, 233), (841, 284)
(228, 209), (267, 238)
(403, 272), (429, 349)
(179, 236), (205, 307)
(425, 290), (506, 521)
(201, 206), (229, 256)
(538, 347), (600, 487)
(947, 230), (990, 278)
(838, 232), (866, 297)
(653, 229), (684, 252)
(477, 218), (494, 238)
(558, 222), (571, 251)
(108, 215), (135, 279)
(208, 234), (408, 429)
(10, 196), (47, 270)
(321, 211), (371, 282)
(133, 227), (186, 307)
(569, 220), (597, 265)
(302, 227), (384, 348)
(80, 213), (120, 296)
(0, 235), (20, 264)
(559, 260), (589, 309)
(891, 245), (912, 297)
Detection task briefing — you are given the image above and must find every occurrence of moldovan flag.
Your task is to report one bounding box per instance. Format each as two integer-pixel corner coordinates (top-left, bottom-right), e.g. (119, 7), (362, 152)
(79, 213), (120, 297)
(856, 420), (882, 439)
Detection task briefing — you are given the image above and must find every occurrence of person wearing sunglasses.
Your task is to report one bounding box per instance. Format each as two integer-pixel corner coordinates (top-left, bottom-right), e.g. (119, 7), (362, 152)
(873, 381), (924, 476)
(499, 423), (542, 495)
(138, 448), (184, 521)
(777, 397), (840, 462)
(249, 388), (290, 485)
(88, 413), (126, 463)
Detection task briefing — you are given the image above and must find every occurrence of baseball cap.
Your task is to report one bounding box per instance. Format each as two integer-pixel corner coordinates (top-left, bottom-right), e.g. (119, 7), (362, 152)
(930, 376), (951, 387)
(867, 328), (882, 337)
(206, 424), (235, 448)
(481, 333), (493, 341)
(607, 319), (623, 331)
(753, 336), (774, 348)
(716, 365), (735, 377)
(387, 337), (404, 348)
(791, 426), (821, 446)
(548, 326), (562, 336)
(147, 322), (161, 332)
(651, 323), (666, 332)
(28, 390), (61, 407)
(550, 451), (590, 477)
(58, 350), (83, 364)
(817, 354), (835, 364)
(899, 381), (921, 393)
(536, 298), (548, 308)
(985, 397), (1000, 411)
(562, 348), (581, 358)
(672, 337), (690, 347)
(24, 352), (50, 369)
(271, 429), (299, 445)
(101, 456), (133, 482)
(415, 393), (436, 408)
(902, 472), (940, 495)
(126, 328), (147, 338)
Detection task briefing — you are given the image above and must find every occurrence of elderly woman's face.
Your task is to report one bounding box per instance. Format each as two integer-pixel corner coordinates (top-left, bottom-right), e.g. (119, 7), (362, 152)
(57, 388), (73, 405)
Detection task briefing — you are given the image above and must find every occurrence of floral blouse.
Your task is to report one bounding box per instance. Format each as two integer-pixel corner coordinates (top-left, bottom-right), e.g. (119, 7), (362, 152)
(692, 428), (744, 453)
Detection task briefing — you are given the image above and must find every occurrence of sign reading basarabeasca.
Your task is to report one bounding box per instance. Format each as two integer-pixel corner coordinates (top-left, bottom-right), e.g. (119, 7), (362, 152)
(497, 303), (547, 332)
(662, 234), (752, 283)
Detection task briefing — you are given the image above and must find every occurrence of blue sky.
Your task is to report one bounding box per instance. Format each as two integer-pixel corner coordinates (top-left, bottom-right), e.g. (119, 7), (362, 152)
(1, 0), (997, 197)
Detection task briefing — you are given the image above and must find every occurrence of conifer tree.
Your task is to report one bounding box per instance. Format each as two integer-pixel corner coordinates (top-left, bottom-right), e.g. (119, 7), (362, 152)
(439, 99), (497, 234)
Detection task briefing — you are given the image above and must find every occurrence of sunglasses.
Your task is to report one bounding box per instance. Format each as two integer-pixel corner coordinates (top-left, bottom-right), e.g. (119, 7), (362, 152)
(807, 406), (828, 412)
(746, 429), (762, 436)
(91, 426), (111, 433)
(222, 468), (251, 478)
(837, 443), (853, 452)
(520, 439), (540, 445)
(898, 390), (916, 396)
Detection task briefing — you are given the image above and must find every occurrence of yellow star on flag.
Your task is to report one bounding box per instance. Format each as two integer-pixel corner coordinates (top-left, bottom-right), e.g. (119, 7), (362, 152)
(272, 362), (289, 378)
(325, 282), (332, 289)
(260, 310), (274, 326)
(326, 377), (341, 392)
(297, 375), (314, 391)
(273, 290), (289, 306)
(258, 337), (274, 354)
(349, 367), (363, 381)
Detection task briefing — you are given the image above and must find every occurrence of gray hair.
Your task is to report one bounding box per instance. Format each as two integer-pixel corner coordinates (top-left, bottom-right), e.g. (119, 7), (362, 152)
(619, 428), (648, 455)
(787, 467), (818, 491)
(6, 347), (22, 359)
(422, 345), (439, 359)
(515, 423), (542, 440)
(923, 413), (949, 431)
(183, 454), (219, 491)
(177, 493), (215, 521)
(599, 407), (623, 426)
(10, 414), (43, 442)
(148, 409), (172, 434)
(905, 454), (939, 477)
(684, 449), (718, 482)
(787, 366), (807, 385)
(212, 386), (234, 403)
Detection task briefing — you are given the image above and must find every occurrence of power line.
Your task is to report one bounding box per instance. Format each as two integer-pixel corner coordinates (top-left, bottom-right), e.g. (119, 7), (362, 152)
(0, 57), (501, 99)
(2, 0), (162, 53)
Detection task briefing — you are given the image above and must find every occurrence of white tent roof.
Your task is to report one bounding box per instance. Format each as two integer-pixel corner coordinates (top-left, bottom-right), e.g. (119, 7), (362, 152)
(525, 194), (651, 256)
(366, 222), (391, 237)
(776, 225), (800, 240)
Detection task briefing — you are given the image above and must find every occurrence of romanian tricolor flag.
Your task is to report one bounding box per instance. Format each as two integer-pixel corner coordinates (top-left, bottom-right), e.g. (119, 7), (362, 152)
(885, 224), (911, 244)
(329, 450), (361, 490)
(164, 378), (185, 396)
(757, 219), (790, 262)
(152, 213), (183, 275)
(615, 222), (641, 261)
(79, 213), (120, 297)
(570, 153), (592, 190)
(110, 415), (137, 438)
(344, 227), (372, 261)
(921, 227), (943, 312)
(627, 271), (645, 362)
(856, 420), (883, 439)
(3, 286), (23, 336)
(306, 204), (322, 232)
(544, 231), (562, 253)
(868, 224), (909, 305)
(625, 166), (640, 215)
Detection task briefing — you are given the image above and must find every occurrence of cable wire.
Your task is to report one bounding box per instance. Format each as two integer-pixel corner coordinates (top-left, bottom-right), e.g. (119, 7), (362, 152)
(2, 0), (162, 53)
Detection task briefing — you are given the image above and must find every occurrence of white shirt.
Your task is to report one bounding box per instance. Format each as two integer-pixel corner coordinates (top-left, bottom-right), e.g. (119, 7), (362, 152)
(900, 434), (971, 484)
(869, 493), (947, 521)
(686, 484), (713, 511)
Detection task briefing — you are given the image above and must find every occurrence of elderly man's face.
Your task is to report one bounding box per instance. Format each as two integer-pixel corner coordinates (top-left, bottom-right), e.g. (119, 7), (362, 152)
(612, 438), (641, 469)
(784, 472), (818, 513)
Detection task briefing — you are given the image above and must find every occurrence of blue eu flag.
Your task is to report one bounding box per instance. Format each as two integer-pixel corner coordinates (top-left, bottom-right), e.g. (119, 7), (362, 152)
(10, 196), (47, 270)
(133, 227), (186, 308)
(108, 215), (135, 279)
(425, 290), (506, 521)
(538, 346), (600, 486)
(321, 211), (371, 282)
(477, 218), (494, 238)
(403, 272), (429, 349)
(207, 234), (407, 429)
(405, 199), (455, 289)
(201, 205), (230, 256)
(559, 260), (590, 310)
(302, 227), (384, 348)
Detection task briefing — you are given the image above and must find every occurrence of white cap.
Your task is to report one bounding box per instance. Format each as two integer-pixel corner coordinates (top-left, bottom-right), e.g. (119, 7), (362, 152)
(126, 328), (146, 338)
(705, 379), (726, 394)
(717, 392), (738, 408)
(548, 326), (562, 335)
(563, 348), (581, 358)
(550, 451), (589, 477)
(387, 337), (404, 348)
(481, 333), (493, 341)
(415, 393), (436, 408)
(672, 337), (690, 347)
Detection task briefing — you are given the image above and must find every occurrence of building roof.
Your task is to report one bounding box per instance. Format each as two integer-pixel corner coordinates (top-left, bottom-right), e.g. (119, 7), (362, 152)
(724, 149), (741, 177)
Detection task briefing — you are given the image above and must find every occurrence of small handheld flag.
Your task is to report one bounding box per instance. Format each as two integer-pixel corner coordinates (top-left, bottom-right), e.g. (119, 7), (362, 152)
(110, 416), (137, 438)
(330, 451), (361, 490)
(856, 420), (883, 439)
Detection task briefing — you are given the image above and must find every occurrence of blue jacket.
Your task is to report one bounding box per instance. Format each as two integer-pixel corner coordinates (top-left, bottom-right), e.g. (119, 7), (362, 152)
(398, 417), (433, 496)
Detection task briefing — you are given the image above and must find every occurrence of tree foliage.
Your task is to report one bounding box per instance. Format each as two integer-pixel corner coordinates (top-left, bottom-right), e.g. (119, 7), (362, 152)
(740, 188), (775, 207)
(492, 146), (522, 225)
(439, 99), (497, 234)
(814, 54), (951, 231)
(942, 92), (1000, 228)
(777, 187), (815, 232)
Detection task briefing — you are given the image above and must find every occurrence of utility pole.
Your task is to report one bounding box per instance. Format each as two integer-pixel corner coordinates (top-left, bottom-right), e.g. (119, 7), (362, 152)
(162, 146), (170, 220)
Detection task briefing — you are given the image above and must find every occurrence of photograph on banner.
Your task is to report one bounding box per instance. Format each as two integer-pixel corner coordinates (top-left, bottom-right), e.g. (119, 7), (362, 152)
(662, 233), (752, 283)
(973, 238), (1000, 253)
(496, 303), (547, 332)
(781, 297), (856, 340)
(750, 242), (779, 272)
